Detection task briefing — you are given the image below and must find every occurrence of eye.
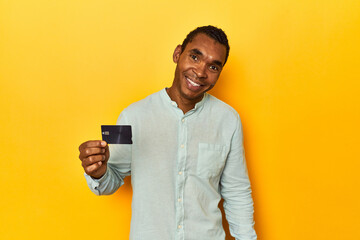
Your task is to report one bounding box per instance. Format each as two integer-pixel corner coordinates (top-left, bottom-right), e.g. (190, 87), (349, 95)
(190, 54), (198, 61)
(209, 65), (219, 72)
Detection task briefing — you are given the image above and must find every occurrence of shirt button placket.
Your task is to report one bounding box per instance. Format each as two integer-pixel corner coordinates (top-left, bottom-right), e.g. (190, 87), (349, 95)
(176, 116), (186, 240)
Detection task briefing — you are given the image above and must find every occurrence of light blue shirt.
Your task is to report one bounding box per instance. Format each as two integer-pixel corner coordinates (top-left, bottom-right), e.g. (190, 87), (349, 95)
(85, 89), (257, 240)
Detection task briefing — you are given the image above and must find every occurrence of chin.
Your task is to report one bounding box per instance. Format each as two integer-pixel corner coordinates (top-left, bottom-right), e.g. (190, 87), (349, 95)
(181, 89), (205, 101)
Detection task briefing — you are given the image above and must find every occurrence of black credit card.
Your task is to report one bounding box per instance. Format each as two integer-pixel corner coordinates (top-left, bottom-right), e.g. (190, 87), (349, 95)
(101, 125), (133, 144)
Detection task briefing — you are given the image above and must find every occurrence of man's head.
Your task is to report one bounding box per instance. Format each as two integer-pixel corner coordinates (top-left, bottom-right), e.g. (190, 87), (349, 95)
(168, 26), (229, 108)
(180, 25), (230, 65)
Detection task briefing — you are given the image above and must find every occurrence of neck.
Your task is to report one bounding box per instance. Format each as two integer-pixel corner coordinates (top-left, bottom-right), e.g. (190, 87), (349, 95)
(166, 87), (203, 114)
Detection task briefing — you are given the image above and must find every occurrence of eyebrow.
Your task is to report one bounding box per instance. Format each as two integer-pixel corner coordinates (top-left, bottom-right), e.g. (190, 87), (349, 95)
(190, 48), (203, 56)
(189, 48), (224, 67)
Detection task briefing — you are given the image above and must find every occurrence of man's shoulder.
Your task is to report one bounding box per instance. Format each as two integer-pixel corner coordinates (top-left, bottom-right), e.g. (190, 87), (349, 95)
(120, 89), (163, 114)
(206, 94), (241, 120)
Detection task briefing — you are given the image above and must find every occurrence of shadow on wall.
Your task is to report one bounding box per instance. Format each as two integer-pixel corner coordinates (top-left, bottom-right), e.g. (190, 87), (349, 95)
(209, 56), (245, 110)
(219, 199), (236, 240)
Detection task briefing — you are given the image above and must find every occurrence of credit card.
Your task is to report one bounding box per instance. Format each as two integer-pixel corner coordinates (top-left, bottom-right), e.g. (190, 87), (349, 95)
(101, 125), (132, 144)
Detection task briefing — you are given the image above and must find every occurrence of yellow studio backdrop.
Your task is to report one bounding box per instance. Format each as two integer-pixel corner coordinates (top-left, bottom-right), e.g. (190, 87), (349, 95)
(1, 0), (359, 239)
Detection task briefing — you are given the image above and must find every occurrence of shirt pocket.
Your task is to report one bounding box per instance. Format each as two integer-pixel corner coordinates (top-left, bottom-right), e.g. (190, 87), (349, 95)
(197, 143), (228, 178)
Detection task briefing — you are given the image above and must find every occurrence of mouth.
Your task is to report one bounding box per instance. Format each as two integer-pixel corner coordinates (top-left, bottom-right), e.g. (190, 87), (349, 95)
(185, 76), (202, 88)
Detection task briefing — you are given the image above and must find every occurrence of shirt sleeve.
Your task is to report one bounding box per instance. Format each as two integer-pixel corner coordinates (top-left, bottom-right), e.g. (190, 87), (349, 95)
(84, 112), (132, 195)
(220, 115), (257, 240)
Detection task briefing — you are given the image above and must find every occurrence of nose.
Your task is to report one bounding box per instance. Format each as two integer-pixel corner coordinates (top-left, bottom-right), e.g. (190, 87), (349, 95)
(193, 63), (207, 79)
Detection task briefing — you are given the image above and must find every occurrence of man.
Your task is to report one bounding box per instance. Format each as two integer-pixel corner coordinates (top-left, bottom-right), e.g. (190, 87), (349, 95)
(78, 25), (257, 240)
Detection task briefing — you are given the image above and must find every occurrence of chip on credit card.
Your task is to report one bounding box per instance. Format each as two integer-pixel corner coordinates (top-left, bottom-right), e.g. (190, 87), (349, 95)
(101, 125), (132, 144)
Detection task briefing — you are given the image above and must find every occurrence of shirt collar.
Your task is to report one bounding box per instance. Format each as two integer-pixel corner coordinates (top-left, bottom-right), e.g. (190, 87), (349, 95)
(160, 88), (208, 113)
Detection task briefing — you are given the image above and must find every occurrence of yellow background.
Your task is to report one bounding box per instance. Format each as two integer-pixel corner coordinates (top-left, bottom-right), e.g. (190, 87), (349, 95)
(1, 0), (359, 239)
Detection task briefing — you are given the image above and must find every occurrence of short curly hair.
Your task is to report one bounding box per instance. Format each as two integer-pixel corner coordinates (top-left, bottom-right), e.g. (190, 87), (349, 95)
(181, 25), (230, 65)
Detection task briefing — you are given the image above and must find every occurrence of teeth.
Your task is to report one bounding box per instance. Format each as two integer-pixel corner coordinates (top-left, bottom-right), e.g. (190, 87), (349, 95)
(187, 77), (200, 87)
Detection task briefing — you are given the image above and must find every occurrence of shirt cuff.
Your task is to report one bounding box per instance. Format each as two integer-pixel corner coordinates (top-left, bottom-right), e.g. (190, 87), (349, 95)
(84, 168), (109, 195)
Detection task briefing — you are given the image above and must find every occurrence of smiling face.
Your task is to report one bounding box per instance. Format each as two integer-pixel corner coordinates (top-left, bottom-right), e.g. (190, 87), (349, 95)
(168, 33), (227, 111)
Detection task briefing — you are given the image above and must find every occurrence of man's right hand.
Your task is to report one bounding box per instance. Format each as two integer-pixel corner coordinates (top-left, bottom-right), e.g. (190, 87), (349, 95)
(78, 140), (109, 179)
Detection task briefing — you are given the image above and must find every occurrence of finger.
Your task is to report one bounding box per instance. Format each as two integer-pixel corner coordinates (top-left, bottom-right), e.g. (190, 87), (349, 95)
(79, 140), (107, 151)
(104, 145), (110, 161)
(84, 161), (103, 175)
(82, 147), (106, 158)
(79, 141), (107, 159)
(82, 154), (105, 167)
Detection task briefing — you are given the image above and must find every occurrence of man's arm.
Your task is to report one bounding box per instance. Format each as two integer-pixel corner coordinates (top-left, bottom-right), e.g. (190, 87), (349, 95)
(220, 116), (257, 240)
(79, 112), (132, 195)
(83, 143), (132, 195)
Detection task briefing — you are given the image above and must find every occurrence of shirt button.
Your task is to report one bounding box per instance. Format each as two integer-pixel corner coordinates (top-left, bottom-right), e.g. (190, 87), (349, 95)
(180, 144), (184, 148)
(181, 119), (185, 122)
(178, 198), (182, 202)
(178, 225), (182, 229)
(172, 102), (176, 106)
(178, 171), (182, 175)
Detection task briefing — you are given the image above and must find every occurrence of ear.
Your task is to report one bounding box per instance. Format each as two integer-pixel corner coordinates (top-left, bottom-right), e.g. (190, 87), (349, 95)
(173, 45), (182, 63)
